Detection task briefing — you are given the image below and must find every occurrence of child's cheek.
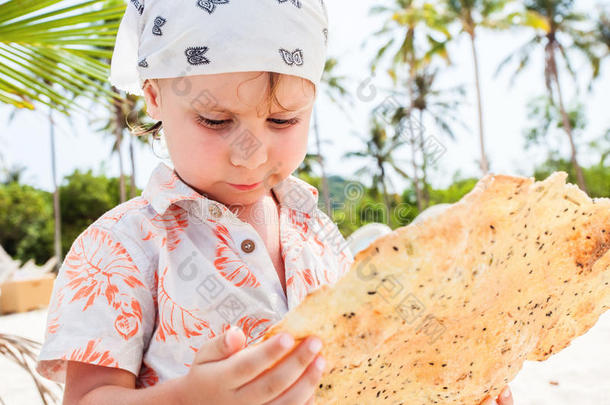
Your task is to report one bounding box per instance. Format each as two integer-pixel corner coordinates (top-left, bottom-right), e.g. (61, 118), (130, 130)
(281, 125), (309, 161)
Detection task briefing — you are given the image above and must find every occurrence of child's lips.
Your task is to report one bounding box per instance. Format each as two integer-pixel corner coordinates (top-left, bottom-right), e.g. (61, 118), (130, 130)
(227, 181), (262, 190)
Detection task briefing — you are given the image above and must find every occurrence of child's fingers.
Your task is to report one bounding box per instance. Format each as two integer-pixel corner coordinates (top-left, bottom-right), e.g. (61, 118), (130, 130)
(233, 336), (323, 403)
(497, 386), (513, 405)
(479, 395), (498, 405)
(304, 393), (316, 405)
(193, 326), (246, 364)
(258, 353), (325, 405)
(221, 332), (296, 388)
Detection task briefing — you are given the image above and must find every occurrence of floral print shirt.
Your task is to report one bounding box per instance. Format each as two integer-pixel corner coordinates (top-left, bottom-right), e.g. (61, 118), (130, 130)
(35, 162), (354, 388)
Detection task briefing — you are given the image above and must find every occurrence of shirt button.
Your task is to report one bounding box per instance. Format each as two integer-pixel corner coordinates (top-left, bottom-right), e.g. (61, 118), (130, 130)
(241, 239), (255, 253)
(209, 204), (222, 218)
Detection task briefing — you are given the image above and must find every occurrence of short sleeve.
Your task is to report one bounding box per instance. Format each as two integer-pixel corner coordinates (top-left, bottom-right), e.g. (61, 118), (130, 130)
(35, 223), (156, 384)
(312, 208), (355, 281)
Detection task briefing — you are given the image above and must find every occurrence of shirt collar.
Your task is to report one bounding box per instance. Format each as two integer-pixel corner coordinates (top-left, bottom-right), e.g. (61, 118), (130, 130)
(142, 162), (319, 219)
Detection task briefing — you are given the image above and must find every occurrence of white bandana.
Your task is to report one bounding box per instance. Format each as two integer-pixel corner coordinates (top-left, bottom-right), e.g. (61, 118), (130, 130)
(108, 0), (329, 96)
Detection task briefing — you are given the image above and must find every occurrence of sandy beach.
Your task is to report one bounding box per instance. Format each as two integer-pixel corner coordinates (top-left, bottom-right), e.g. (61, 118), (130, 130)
(0, 308), (609, 404)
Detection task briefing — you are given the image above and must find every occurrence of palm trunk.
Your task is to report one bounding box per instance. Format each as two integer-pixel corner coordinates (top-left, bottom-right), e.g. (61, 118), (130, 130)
(312, 104), (332, 215)
(127, 95), (137, 199)
(129, 132), (136, 199)
(549, 45), (588, 192)
(418, 108), (430, 209)
(112, 95), (126, 203)
(49, 108), (62, 273)
(469, 30), (489, 175)
(407, 110), (423, 211)
(117, 129), (126, 203)
(405, 74), (423, 211)
(379, 164), (392, 226)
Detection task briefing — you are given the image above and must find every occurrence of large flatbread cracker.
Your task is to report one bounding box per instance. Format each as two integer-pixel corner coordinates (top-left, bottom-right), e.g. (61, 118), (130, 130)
(257, 172), (610, 404)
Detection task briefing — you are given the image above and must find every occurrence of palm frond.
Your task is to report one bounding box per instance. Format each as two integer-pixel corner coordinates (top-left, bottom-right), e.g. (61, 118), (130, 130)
(0, 0), (125, 114)
(494, 36), (540, 83)
(0, 333), (63, 405)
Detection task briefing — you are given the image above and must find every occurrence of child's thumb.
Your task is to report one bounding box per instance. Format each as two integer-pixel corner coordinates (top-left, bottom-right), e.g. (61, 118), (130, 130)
(193, 326), (246, 365)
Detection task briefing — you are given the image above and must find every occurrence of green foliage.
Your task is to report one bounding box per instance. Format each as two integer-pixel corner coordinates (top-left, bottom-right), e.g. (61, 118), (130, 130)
(0, 161), (605, 267)
(428, 178), (479, 204)
(584, 164), (610, 199)
(327, 175), (358, 208)
(0, 169), (141, 266)
(328, 179), (416, 237)
(524, 95), (586, 151)
(533, 158), (610, 198)
(0, 182), (54, 265)
(59, 169), (141, 255)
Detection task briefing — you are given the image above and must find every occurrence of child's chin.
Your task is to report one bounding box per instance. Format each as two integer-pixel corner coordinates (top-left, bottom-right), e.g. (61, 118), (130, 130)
(225, 189), (266, 205)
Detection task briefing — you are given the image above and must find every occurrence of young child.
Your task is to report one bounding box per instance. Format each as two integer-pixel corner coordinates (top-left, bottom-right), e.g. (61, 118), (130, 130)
(35, 1), (513, 404)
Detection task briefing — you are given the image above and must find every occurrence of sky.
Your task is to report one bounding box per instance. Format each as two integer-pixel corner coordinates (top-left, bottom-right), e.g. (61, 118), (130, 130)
(1, 0), (608, 195)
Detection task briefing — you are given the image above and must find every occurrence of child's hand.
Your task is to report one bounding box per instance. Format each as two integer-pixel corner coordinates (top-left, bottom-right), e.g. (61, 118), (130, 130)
(479, 385), (513, 405)
(177, 326), (325, 405)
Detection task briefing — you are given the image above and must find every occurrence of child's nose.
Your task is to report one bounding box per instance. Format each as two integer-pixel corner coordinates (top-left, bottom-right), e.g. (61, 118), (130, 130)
(229, 130), (268, 170)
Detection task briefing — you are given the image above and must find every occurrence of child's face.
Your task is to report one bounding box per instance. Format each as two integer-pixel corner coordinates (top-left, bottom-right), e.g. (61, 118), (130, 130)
(143, 72), (315, 209)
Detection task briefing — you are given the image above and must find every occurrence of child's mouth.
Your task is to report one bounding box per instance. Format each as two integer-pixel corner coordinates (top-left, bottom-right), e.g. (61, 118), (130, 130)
(227, 181), (262, 191)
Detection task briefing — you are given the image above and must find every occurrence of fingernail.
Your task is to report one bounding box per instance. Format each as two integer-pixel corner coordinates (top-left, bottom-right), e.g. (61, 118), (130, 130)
(225, 326), (237, 346)
(314, 356), (326, 371)
(308, 338), (322, 354)
(502, 387), (511, 398)
(279, 333), (294, 349)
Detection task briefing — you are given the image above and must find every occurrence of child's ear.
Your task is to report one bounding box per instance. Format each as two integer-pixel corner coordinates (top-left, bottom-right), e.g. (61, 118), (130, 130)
(142, 79), (162, 120)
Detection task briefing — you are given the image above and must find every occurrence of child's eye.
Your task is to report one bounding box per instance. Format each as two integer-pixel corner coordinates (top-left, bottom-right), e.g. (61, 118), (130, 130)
(196, 116), (230, 129)
(195, 115), (300, 130)
(268, 118), (300, 126)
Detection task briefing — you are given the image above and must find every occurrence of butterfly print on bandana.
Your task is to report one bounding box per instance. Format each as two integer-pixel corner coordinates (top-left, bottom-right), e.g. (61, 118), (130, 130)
(152, 16), (166, 36)
(322, 28), (328, 45)
(196, 0), (229, 14)
(278, 0), (302, 8)
(130, 0), (144, 15)
(138, 58), (148, 68)
(185, 46), (210, 65)
(279, 48), (304, 66)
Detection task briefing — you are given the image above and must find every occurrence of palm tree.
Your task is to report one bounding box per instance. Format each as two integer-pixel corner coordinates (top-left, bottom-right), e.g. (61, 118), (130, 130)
(523, 95), (587, 166)
(124, 93), (153, 199)
(368, 1), (452, 81)
(366, 0), (452, 210)
(343, 117), (411, 223)
(438, 0), (511, 174)
(48, 96), (62, 271)
(89, 89), (131, 203)
(598, 8), (610, 54)
(90, 88), (154, 203)
(312, 57), (353, 216)
(295, 152), (321, 177)
(0, 161), (27, 184)
(496, 0), (602, 192)
(113, 88), (127, 203)
(403, 67), (467, 208)
(86, 0), (136, 203)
